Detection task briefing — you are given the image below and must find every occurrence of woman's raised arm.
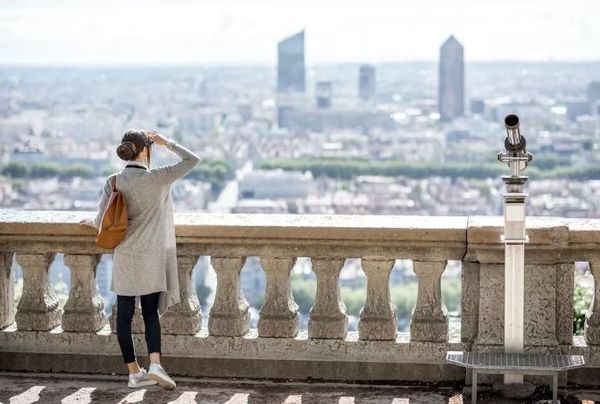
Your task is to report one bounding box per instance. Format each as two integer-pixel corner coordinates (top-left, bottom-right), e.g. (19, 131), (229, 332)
(147, 139), (201, 186)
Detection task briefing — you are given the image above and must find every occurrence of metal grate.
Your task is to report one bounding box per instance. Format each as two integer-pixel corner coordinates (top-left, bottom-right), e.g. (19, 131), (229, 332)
(446, 351), (585, 371)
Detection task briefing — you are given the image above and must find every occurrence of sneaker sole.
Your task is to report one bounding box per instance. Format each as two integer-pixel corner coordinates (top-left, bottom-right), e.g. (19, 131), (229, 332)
(127, 380), (157, 388)
(148, 373), (176, 390)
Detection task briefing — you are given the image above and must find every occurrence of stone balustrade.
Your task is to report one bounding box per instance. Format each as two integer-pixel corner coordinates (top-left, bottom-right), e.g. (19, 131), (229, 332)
(0, 210), (598, 385)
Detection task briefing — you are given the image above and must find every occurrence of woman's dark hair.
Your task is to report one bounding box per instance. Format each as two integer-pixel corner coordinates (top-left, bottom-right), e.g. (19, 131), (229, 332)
(116, 129), (152, 167)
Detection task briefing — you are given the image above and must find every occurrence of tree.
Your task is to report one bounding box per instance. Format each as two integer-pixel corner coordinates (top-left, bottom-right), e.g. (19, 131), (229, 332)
(30, 162), (61, 178)
(1, 162), (28, 178)
(59, 164), (93, 180)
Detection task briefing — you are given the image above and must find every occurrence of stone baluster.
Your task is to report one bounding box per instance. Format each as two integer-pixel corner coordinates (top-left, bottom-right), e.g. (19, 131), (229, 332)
(257, 257), (299, 338)
(162, 255), (202, 335)
(410, 260), (448, 342)
(308, 258), (347, 339)
(358, 258), (397, 340)
(585, 261), (600, 345)
(0, 253), (15, 329)
(209, 257), (250, 336)
(62, 254), (106, 332)
(15, 253), (61, 331)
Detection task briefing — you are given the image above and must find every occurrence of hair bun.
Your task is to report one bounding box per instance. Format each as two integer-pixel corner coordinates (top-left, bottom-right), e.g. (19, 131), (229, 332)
(116, 141), (137, 161)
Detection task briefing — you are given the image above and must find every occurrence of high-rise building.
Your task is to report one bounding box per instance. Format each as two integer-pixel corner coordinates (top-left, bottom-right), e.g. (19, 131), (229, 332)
(277, 30), (306, 128)
(316, 81), (333, 109)
(358, 64), (376, 101)
(438, 35), (464, 121)
(588, 81), (600, 103)
(277, 31), (306, 93)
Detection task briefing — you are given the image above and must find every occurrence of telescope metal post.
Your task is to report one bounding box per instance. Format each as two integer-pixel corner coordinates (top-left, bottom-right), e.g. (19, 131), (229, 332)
(497, 114), (533, 385)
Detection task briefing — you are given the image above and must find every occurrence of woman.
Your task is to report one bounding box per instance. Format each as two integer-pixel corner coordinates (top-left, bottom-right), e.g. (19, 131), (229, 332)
(79, 129), (201, 389)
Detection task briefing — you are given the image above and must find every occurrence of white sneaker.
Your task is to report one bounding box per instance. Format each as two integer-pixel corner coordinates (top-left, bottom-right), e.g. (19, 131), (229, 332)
(127, 368), (157, 388)
(147, 363), (176, 390)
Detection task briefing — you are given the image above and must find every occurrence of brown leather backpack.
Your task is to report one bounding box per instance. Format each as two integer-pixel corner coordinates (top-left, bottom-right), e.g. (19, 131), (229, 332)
(96, 175), (128, 249)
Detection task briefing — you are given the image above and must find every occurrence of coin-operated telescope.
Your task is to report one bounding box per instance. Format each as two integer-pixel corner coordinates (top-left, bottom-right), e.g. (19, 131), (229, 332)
(498, 114), (533, 178)
(497, 114), (533, 385)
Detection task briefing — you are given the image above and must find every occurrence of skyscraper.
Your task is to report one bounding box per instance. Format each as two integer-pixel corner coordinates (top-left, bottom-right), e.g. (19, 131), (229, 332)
(277, 30), (306, 128)
(358, 64), (376, 101)
(438, 35), (464, 121)
(277, 31), (306, 93)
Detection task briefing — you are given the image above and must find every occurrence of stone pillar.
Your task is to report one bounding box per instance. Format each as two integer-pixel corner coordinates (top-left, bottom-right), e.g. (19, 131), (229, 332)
(358, 258), (397, 340)
(585, 261), (600, 345)
(308, 258), (347, 339)
(257, 257), (299, 338)
(162, 255), (202, 335)
(475, 263), (504, 346)
(0, 253), (15, 329)
(410, 260), (448, 342)
(524, 264), (559, 346)
(461, 261), (480, 343)
(475, 261), (568, 347)
(555, 263), (574, 346)
(15, 253), (61, 331)
(209, 257), (250, 336)
(62, 254), (106, 332)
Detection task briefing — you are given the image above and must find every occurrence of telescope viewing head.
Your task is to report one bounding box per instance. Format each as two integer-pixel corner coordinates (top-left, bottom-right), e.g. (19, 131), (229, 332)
(504, 114), (526, 153)
(497, 113), (533, 177)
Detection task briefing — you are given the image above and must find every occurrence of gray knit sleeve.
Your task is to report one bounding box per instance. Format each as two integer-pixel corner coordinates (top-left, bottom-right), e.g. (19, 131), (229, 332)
(148, 140), (201, 185)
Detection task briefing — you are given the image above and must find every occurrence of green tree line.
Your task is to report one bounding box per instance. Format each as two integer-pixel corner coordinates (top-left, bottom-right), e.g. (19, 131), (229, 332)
(2, 161), (94, 180)
(259, 155), (599, 181)
(2, 159), (231, 189)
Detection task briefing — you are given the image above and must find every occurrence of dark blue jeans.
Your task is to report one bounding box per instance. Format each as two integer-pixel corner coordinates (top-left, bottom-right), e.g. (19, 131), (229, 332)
(116, 292), (161, 364)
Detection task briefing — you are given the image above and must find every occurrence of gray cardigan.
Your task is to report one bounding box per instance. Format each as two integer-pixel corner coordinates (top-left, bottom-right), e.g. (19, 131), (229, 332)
(92, 140), (201, 316)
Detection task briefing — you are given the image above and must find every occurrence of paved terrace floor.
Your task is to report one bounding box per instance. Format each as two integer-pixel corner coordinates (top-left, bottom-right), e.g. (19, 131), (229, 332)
(1, 373), (600, 404)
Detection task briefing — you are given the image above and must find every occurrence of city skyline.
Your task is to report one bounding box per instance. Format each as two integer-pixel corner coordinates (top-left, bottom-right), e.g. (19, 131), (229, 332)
(1, 0), (599, 65)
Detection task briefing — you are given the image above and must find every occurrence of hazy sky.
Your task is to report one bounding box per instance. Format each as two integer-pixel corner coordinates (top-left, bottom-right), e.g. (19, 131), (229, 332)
(1, 0), (599, 65)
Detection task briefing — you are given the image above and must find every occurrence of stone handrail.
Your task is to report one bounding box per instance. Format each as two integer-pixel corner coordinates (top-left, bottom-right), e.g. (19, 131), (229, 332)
(0, 210), (598, 385)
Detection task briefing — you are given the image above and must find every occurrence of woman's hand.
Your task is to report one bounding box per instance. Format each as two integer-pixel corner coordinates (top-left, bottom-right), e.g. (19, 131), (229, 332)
(146, 130), (171, 146)
(79, 218), (95, 227)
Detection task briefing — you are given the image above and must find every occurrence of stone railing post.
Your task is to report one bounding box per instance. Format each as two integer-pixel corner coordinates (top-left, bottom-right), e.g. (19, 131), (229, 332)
(308, 258), (347, 339)
(209, 257), (250, 336)
(0, 252), (15, 329)
(410, 260), (448, 342)
(257, 257), (299, 338)
(469, 217), (571, 348)
(555, 262), (574, 346)
(162, 255), (201, 335)
(474, 263), (504, 345)
(15, 253), (61, 331)
(585, 261), (600, 345)
(62, 254), (105, 332)
(358, 258), (397, 340)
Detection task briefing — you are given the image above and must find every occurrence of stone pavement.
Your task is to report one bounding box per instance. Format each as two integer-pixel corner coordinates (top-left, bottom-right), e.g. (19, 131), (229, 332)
(0, 373), (463, 404)
(1, 373), (599, 403)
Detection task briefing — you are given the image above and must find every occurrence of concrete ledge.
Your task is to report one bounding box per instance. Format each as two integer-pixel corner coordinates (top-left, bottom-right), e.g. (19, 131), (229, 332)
(0, 328), (466, 366)
(0, 352), (466, 383)
(0, 210), (468, 242)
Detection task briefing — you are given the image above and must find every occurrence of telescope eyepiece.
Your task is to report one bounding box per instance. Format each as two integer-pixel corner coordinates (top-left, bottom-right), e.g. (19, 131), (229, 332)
(504, 113), (524, 151)
(505, 114), (519, 128)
